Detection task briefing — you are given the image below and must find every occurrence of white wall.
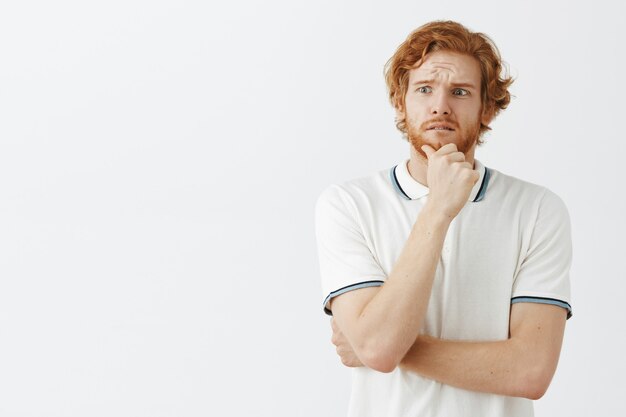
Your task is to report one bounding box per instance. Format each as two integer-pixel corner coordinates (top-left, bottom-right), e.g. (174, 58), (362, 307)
(0, 0), (624, 416)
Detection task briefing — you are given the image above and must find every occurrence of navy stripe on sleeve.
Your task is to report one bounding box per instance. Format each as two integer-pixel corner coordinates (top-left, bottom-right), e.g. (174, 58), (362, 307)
(511, 296), (573, 319)
(323, 280), (385, 316)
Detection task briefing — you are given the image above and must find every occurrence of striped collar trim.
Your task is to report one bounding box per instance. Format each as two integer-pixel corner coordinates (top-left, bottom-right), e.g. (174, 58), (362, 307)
(390, 158), (491, 202)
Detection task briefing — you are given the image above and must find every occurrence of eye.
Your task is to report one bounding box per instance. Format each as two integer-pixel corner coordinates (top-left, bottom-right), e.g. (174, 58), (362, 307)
(453, 88), (469, 96)
(417, 86), (432, 93)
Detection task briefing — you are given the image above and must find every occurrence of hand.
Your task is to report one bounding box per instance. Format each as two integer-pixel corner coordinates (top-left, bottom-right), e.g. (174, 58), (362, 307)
(421, 143), (480, 219)
(330, 317), (364, 368)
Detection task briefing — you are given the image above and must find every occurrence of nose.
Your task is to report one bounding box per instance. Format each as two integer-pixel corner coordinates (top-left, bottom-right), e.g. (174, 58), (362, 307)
(430, 91), (451, 115)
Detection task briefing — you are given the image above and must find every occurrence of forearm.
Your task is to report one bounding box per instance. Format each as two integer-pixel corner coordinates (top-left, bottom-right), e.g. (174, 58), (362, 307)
(352, 203), (451, 368)
(399, 335), (538, 398)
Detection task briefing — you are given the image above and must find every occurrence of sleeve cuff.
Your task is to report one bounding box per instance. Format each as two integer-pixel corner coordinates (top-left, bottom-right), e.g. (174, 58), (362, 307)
(511, 296), (573, 319)
(322, 280), (385, 316)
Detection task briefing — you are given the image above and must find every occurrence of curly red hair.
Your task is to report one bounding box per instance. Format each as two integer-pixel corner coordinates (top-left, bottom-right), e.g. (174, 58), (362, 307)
(384, 20), (514, 144)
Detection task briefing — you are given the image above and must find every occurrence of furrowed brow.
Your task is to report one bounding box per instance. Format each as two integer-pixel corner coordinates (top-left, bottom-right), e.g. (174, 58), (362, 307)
(450, 82), (478, 90)
(411, 79), (478, 90)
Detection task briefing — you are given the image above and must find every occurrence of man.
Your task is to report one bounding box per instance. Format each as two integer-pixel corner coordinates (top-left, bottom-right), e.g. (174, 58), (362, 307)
(314, 20), (572, 416)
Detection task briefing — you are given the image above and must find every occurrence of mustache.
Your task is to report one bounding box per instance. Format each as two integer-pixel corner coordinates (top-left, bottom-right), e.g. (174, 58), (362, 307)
(420, 118), (458, 130)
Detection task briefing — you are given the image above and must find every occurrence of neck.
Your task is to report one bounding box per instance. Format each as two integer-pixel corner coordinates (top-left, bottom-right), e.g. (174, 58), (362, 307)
(407, 144), (476, 186)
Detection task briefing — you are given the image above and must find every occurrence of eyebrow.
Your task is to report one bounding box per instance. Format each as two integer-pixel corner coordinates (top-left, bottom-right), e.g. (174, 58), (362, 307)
(412, 79), (478, 90)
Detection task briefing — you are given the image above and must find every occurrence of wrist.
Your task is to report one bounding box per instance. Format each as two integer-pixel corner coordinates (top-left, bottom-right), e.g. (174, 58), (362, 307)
(400, 335), (435, 367)
(421, 200), (454, 226)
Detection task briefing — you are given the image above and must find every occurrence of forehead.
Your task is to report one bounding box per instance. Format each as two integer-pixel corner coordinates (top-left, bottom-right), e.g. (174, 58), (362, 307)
(408, 50), (481, 85)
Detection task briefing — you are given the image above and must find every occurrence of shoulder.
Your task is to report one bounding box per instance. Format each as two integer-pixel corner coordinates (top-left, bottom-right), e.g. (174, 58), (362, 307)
(315, 166), (396, 213)
(487, 167), (569, 214)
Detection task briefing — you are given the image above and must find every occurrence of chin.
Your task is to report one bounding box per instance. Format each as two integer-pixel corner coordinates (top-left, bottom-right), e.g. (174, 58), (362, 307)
(425, 130), (460, 143)
(412, 135), (457, 151)
(412, 129), (479, 155)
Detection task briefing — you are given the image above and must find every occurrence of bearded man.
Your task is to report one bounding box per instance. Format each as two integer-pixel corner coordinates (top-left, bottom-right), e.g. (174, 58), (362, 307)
(315, 20), (572, 417)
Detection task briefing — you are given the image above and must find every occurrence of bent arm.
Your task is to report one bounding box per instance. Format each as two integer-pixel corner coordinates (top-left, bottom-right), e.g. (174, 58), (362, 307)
(399, 302), (567, 399)
(331, 202), (451, 372)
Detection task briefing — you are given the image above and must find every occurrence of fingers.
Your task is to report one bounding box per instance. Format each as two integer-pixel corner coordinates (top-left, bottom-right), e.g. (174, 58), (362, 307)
(421, 144), (435, 158)
(330, 317), (343, 346)
(330, 323), (363, 367)
(422, 144), (467, 166)
(336, 345), (361, 367)
(429, 143), (459, 156)
(422, 143), (465, 159)
(456, 162), (479, 184)
(437, 143), (458, 154)
(445, 153), (466, 163)
(459, 161), (473, 170)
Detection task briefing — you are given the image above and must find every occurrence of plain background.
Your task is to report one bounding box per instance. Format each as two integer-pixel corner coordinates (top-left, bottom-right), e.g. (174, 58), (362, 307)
(1, 0), (624, 416)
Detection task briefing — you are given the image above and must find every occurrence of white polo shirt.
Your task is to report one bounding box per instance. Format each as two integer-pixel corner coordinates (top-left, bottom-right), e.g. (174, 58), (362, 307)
(315, 158), (572, 417)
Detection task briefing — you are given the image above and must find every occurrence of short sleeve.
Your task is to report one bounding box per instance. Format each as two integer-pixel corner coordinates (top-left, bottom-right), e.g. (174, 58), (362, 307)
(511, 188), (573, 319)
(315, 185), (386, 316)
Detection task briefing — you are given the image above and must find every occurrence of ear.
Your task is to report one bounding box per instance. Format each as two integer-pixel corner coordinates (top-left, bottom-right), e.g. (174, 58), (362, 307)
(481, 106), (495, 127)
(394, 97), (405, 122)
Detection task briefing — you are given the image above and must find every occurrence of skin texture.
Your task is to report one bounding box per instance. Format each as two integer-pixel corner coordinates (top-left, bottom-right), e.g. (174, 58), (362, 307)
(328, 50), (567, 399)
(396, 50), (494, 187)
(329, 143), (478, 373)
(331, 302), (567, 399)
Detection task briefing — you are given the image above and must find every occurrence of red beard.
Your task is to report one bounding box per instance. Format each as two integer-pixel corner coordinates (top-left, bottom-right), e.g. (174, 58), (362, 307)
(407, 117), (481, 159)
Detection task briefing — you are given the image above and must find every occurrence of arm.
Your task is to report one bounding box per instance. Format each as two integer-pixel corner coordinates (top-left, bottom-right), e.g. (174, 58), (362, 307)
(399, 302), (567, 399)
(330, 203), (449, 372)
(331, 302), (566, 398)
(330, 144), (478, 373)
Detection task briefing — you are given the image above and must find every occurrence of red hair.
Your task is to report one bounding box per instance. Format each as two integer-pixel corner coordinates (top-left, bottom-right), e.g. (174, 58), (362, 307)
(384, 20), (514, 144)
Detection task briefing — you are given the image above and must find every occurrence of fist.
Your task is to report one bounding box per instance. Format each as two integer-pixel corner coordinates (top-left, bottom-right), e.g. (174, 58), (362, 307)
(421, 143), (480, 219)
(330, 317), (363, 368)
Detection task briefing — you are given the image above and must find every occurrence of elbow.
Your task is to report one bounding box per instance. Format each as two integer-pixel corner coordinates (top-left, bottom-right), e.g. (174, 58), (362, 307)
(524, 385), (548, 401)
(519, 367), (554, 400)
(362, 355), (398, 373)
(359, 343), (403, 373)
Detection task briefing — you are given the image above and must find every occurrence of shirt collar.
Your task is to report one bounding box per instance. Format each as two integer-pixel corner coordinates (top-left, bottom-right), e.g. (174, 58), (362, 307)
(389, 158), (491, 202)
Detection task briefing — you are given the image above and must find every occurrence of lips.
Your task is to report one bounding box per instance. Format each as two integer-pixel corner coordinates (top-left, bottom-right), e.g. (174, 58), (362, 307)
(427, 123), (455, 131)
